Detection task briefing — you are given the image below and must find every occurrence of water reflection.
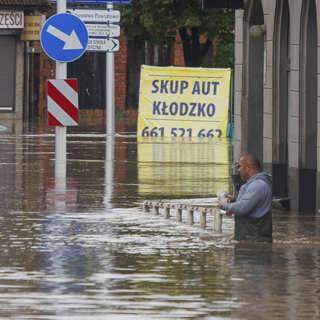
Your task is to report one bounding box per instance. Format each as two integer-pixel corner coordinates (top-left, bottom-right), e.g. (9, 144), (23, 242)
(138, 137), (231, 198)
(105, 135), (115, 209)
(230, 242), (320, 319)
(0, 123), (320, 318)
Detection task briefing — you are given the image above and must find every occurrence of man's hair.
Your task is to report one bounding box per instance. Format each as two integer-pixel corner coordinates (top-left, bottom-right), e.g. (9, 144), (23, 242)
(243, 154), (261, 171)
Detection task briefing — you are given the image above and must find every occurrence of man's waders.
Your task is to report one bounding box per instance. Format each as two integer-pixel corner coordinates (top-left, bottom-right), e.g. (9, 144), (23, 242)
(234, 211), (272, 242)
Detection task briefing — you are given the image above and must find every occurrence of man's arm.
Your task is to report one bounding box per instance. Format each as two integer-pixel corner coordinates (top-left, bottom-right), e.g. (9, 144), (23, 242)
(222, 182), (267, 215)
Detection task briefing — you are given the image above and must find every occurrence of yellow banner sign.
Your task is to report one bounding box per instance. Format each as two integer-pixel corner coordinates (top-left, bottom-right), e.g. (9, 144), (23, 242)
(21, 15), (45, 41)
(137, 66), (231, 138)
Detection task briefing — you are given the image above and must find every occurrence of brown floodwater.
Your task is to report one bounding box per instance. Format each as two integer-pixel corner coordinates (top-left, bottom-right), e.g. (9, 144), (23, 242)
(0, 120), (319, 319)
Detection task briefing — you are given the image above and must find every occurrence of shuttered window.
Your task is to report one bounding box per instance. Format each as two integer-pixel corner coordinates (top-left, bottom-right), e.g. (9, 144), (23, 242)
(0, 36), (15, 111)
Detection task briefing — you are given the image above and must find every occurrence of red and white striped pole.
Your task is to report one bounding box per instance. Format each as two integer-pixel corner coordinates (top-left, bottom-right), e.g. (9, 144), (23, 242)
(47, 79), (79, 126)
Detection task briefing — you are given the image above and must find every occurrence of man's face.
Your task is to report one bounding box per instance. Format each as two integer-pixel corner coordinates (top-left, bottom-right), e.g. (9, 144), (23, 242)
(238, 158), (249, 181)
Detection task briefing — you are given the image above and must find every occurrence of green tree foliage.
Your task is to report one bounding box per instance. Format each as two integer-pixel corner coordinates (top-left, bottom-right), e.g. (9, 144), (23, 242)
(120, 0), (234, 67)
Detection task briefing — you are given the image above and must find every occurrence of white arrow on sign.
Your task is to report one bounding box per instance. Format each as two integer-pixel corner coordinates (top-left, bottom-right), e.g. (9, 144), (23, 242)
(87, 38), (119, 52)
(86, 23), (120, 38)
(47, 25), (83, 50)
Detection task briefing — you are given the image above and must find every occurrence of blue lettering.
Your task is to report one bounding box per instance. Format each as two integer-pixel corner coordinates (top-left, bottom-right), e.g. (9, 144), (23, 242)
(162, 102), (169, 115)
(197, 103), (206, 116)
(153, 101), (161, 114)
(180, 81), (188, 94)
(192, 81), (200, 95)
(202, 82), (210, 95)
(160, 80), (169, 94)
(170, 102), (178, 115)
(152, 101), (216, 117)
(189, 103), (197, 116)
(212, 82), (219, 95)
(152, 80), (159, 93)
(207, 103), (215, 116)
(170, 81), (178, 94)
(180, 103), (188, 116)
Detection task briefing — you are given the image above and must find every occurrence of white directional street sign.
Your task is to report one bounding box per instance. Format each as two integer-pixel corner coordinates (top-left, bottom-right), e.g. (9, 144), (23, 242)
(69, 9), (120, 23)
(87, 38), (119, 52)
(86, 23), (120, 38)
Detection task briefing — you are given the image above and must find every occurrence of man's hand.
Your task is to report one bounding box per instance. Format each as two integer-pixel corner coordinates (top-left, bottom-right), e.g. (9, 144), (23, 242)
(218, 200), (226, 209)
(227, 195), (235, 202)
(218, 201), (233, 216)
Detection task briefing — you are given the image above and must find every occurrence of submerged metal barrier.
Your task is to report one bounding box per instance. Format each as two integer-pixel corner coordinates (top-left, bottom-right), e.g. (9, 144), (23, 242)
(142, 201), (223, 233)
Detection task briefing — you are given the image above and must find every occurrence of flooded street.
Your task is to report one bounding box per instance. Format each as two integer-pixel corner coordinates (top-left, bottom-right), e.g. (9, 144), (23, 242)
(0, 122), (320, 319)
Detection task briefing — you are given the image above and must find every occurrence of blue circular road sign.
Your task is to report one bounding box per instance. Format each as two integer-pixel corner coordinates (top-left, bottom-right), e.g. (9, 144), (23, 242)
(40, 13), (88, 63)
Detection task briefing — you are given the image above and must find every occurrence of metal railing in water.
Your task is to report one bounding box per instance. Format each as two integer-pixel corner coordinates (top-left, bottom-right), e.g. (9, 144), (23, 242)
(142, 201), (223, 233)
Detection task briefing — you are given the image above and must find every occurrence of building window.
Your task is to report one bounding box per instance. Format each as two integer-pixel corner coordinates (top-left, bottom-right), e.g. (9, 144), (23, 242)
(0, 36), (16, 111)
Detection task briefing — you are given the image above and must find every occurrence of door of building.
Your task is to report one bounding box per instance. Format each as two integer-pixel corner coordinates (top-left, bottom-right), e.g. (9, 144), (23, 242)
(0, 36), (16, 112)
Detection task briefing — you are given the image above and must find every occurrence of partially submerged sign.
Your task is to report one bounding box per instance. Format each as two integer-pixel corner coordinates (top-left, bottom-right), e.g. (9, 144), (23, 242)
(137, 66), (231, 138)
(137, 140), (229, 197)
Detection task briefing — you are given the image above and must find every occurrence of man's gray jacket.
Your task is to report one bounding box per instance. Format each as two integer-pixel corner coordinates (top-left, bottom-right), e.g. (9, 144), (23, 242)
(223, 172), (272, 218)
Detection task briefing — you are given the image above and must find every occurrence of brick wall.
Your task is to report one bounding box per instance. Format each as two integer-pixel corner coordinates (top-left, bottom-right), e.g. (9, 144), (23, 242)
(114, 32), (127, 110)
(39, 50), (55, 120)
(171, 32), (185, 66)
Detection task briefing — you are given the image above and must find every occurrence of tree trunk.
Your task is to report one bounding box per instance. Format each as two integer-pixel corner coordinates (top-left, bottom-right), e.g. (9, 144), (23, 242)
(153, 44), (160, 65)
(126, 38), (145, 109)
(179, 27), (212, 67)
(211, 37), (220, 64)
(191, 27), (201, 66)
(145, 41), (151, 65)
(179, 27), (192, 66)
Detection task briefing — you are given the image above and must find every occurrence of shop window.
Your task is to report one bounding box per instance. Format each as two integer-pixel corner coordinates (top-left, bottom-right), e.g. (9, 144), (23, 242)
(0, 36), (16, 111)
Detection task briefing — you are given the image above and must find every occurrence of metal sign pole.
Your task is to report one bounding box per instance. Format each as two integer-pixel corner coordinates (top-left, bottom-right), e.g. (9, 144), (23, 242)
(56, 0), (67, 188)
(104, 134), (114, 208)
(106, 1), (115, 137)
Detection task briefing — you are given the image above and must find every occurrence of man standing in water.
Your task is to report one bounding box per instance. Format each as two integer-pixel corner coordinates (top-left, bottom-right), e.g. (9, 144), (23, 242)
(218, 154), (273, 242)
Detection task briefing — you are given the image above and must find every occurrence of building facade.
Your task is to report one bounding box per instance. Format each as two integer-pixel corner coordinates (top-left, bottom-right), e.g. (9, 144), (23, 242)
(0, 0), (130, 126)
(234, 0), (320, 213)
(0, 0), (49, 128)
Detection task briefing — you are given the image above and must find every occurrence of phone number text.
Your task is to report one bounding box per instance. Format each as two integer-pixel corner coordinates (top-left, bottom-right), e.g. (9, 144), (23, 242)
(141, 127), (222, 138)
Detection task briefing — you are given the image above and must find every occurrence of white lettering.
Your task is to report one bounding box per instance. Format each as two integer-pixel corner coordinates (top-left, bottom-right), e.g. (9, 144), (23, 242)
(0, 11), (23, 29)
